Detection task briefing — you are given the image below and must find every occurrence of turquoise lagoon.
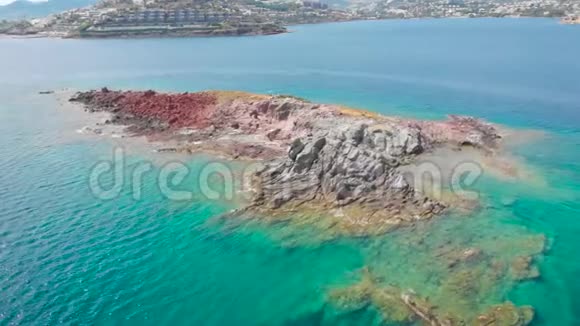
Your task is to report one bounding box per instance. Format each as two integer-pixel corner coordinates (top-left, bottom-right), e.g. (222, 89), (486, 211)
(0, 18), (579, 325)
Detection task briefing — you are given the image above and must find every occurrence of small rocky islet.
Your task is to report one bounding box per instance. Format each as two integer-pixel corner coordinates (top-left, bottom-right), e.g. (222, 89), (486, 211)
(69, 87), (502, 231)
(69, 88), (543, 325)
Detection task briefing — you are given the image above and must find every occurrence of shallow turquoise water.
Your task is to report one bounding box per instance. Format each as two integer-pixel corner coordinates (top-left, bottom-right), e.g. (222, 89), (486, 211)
(0, 18), (579, 325)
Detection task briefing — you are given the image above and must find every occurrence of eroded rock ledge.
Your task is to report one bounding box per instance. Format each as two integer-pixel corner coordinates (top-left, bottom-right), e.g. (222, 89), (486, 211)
(70, 88), (503, 234)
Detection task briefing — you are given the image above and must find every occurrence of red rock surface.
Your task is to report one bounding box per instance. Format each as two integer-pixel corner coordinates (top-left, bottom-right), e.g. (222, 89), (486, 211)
(71, 88), (502, 153)
(72, 88), (218, 129)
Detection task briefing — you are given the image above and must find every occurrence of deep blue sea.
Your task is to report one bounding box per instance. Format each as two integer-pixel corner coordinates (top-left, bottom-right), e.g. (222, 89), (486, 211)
(0, 18), (579, 325)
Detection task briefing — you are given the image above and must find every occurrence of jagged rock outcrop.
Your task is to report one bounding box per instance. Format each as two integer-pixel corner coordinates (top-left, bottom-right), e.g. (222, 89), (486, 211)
(253, 122), (445, 225)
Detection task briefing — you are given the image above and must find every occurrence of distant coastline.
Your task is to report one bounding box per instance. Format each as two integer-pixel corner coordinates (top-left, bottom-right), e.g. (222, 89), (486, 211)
(1, 0), (578, 40)
(1, 16), (576, 40)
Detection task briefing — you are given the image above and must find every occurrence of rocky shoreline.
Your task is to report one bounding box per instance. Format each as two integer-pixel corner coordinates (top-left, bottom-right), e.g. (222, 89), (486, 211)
(0, 22), (287, 39)
(73, 23), (287, 39)
(70, 88), (508, 235)
(561, 16), (580, 24)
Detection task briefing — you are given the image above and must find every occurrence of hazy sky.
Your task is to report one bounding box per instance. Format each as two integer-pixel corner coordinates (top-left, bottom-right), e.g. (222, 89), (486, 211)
(0, 0), (49, 6)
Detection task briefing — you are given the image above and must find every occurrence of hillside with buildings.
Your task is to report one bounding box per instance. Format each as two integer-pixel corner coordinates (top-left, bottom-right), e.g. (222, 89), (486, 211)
(0, 0), (359, 37)
(0, 0), (578, 38)
(348, 0), (579, 19)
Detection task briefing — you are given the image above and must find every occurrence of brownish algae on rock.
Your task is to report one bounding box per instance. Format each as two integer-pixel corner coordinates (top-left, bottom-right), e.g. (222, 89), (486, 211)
(329, 266), (536, 326)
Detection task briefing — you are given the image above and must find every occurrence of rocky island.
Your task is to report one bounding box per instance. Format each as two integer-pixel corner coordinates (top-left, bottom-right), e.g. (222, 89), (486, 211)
(66, 88), (544, 325)
(70, 88), (508, 235)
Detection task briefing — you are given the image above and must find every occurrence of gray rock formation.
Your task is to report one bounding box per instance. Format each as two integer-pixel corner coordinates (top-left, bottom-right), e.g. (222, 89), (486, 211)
(253, 122), (446, 225)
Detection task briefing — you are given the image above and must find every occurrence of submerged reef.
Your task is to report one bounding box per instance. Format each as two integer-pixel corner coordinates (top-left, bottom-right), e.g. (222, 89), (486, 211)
(71, 88), (506, 236)
(329, 265), (536, 326)
(324, 218), (547, 325)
